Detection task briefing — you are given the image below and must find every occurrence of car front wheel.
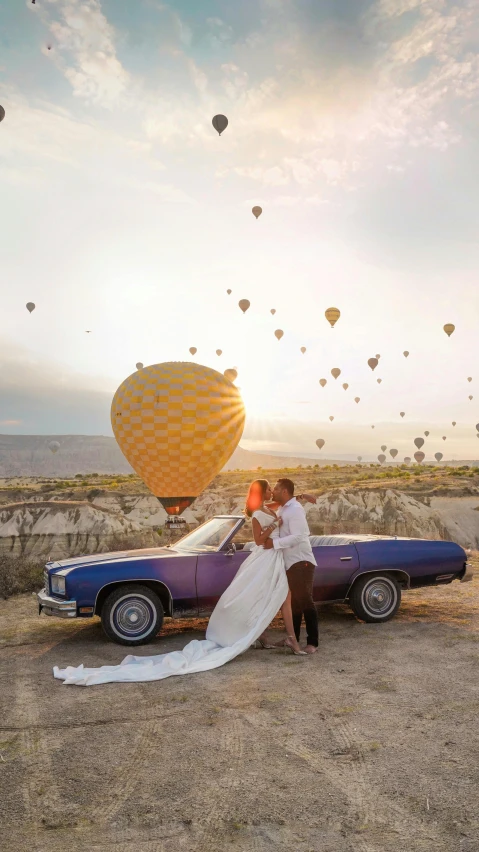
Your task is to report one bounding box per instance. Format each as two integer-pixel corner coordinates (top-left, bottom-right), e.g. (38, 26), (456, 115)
(101, 584), (164, 645)
(349, 573), (401, 623)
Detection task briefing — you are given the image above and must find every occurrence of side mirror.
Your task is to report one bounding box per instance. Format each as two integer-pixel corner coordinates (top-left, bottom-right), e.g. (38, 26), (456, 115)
(224, 542), (236, 556)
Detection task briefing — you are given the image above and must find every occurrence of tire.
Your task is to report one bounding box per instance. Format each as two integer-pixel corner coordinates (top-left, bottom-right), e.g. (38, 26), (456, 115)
(101, 584), (164, 646)
(349, 573), (401, 623)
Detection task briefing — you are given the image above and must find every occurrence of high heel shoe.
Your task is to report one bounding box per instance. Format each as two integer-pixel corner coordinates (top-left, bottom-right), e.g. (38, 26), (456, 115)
(253, 636), (276, 649)
(284, 635), (307, 656)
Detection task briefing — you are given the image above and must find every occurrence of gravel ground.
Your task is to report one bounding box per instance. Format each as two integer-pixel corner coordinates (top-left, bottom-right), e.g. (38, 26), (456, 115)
(0, 566), (478, 852)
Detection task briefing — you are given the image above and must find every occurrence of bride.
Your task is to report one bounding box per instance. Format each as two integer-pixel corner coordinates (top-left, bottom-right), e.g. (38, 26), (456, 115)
(53, 479), (306, 687)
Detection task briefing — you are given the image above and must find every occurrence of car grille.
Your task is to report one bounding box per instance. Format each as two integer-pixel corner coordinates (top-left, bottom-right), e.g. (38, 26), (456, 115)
(43, 569), (49, 592)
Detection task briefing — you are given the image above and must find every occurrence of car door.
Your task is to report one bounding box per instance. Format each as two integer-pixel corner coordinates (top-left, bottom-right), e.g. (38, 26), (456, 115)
(312, 544), (359, 602)
(196, 548), (250, 614)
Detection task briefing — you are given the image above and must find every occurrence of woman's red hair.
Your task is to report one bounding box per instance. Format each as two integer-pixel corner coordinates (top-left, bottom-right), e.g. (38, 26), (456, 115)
(245, 479), (269, 517)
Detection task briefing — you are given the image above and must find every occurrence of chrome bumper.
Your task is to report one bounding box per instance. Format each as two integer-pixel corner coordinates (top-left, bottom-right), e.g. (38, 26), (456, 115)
(460, 563), (474, 583)
(37, 588), (78, 618)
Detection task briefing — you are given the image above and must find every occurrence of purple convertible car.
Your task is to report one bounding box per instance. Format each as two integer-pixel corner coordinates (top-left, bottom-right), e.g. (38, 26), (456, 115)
(37, 515), (473, 646)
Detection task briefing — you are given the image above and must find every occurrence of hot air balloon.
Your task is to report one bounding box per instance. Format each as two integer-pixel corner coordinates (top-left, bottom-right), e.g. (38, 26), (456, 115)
(435, 452), (443, 462)
(371, 425), (375, 429)
(354, 397), (360, 403)
(189, 347), (197, 356)
(404, 457), (411, 463)
(316, 439), (325, 450)
(85, 330), (92, 333)
(112, 362), (245, 515)
(442, 436), (447, 441)
(300, 347), (306, 354)
(378, 454), (386, 464)
(48, 440), (60, 454)
(469, 395), (473, 401)
(26, 302), (35, 313)
(238, 299), (250, 314)
(414, 437), (424, 449)
(212, 114), (228, 135)
(414, 451), (425, 464)
(377, 378), (382, 384)
(476, 424), (479, 432)
(342, 383), (348, 390)
(319, 379), (327, 388)
(0, 106), (5, 122)
(329, 416), (334, 422)
(357, 456), (362, 462)
(390, 449), (398, 459)
(331, 368), (341, 379)
(452, 422), (456, 427)
(252, 206), (262, 219)
(136, 362), (144, 370)
(443, 323), (455, 337)
(467, 377), (472, 382)
(368, 357), (378, 371)
(424, 431), (430, 437)
(224, 368), (238, 382)
(274, 329), (284, 341)
(325, 307), (340, 328)
(226, 289), (232, 295)
(376, 354), (381, 360)
(270, 309), (276, 315)
(381, 445), (387, 452)
(400, 412), (405, 418)
(403, 351), (409, 358)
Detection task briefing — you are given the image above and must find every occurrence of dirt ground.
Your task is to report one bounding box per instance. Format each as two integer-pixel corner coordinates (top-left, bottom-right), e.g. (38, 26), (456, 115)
(0, 567), (478, 852)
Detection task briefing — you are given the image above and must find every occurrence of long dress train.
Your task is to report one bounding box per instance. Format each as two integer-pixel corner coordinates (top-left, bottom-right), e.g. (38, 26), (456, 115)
(53, 510), (287, 686)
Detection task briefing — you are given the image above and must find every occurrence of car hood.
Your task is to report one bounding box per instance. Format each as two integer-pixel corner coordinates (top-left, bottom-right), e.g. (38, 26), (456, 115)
(46, 547), (180, 573)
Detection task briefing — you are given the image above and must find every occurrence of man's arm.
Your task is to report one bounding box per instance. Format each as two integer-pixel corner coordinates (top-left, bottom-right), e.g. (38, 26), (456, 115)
(272, 508), (309, 550)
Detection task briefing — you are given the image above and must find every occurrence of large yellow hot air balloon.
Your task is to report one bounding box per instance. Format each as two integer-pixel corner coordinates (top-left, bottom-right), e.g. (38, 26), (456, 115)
(325, 307), (340, 328)
(112, 363), (245, 515)
(443, 323), (455, 337)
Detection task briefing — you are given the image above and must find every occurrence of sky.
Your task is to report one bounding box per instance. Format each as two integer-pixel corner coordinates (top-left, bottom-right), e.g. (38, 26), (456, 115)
(0, 0), (479, 461)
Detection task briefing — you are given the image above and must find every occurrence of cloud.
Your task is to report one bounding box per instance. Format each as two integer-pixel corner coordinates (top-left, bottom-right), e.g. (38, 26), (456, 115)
(0, 341), (112, 435)
(40, 0), (129, 107)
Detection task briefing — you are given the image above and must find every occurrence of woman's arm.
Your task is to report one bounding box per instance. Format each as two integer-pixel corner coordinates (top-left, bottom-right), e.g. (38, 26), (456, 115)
(252, 516), (278, 546)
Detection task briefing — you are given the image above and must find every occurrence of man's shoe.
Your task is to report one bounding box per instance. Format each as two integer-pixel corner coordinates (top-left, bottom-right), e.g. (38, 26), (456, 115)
(304, 645), (318, 654)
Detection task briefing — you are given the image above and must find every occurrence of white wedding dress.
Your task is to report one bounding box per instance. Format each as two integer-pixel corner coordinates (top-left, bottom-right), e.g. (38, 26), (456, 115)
(53, 510), (288, 686)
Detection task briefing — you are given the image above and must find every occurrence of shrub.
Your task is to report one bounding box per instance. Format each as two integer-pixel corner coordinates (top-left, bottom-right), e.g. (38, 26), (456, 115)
(0, 556), (44, 599)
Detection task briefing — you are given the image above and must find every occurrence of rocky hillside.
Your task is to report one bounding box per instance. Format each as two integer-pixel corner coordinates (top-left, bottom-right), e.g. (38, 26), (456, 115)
(1, 485), (478, 560)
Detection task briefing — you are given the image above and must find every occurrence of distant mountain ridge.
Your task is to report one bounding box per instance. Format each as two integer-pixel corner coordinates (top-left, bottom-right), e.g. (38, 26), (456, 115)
(0, 435), (323, 477)
(0, 435), (475, 478)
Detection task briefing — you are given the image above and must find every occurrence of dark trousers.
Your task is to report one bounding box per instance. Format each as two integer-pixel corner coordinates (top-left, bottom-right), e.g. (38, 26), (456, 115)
(287, 561), (319, 647)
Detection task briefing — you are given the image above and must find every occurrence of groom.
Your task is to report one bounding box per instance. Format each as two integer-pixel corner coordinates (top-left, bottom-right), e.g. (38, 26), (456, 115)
(263, 478), (319, 654)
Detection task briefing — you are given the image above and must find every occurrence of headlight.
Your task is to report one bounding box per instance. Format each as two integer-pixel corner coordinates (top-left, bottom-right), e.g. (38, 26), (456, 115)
(51, 575), (66, 596)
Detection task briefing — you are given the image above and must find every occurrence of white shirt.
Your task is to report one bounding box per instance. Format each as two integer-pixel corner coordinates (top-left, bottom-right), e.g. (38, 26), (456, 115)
(272, 497), (317, 570)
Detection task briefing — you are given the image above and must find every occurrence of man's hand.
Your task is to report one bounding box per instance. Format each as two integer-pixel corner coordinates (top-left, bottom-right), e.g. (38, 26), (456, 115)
(301, 493), (317, 504)
(263, 538), (274, 549)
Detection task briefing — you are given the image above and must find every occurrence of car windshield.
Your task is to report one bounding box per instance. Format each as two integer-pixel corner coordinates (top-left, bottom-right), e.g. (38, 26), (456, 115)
(173, 517), (241, 553)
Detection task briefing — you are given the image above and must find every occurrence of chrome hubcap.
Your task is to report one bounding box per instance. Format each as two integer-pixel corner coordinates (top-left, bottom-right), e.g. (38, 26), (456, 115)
(114, 599), (152, 635)
(363, 580), (395, 615)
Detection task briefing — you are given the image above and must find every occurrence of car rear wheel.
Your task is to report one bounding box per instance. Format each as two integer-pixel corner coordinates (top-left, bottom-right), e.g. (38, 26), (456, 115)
(101, 584), (164, 645)
(349, 573), (401, 623)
